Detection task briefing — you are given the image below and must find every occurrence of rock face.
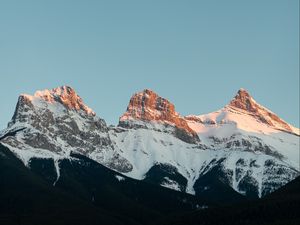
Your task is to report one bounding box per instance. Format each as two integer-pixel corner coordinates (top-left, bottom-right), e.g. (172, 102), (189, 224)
(120, 89), (178, 122)
(119, 89), (199, 144)
(35, 86), (94, 115)
(229, 88), (259, 112)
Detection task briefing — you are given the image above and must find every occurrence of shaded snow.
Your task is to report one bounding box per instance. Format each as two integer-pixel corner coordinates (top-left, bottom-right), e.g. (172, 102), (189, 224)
(161, 177), (181, 191)
(115, 175), (125, 181)
(53, 158), (60, 186)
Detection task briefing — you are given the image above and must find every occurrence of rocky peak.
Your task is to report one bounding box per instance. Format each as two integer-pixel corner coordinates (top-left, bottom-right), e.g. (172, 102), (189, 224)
(120, 89), (177, 122)
(229, 88), (258, 113)
(9, 86), (95, 127)
(32, 86), (95, 115)
(120, 89), (200, 144)
(228, 88), (295, 134)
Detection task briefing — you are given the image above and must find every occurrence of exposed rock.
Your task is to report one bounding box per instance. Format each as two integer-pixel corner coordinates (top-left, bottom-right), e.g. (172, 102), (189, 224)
(34, 85), (95, 115)
(119, 89), (199, 144)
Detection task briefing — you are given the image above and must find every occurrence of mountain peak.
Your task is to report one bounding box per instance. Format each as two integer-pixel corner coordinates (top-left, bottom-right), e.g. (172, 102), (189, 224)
(38, 85), (95, 115)
(236, 88), (252, 97)
(141, 88), (156, 95)
(236, 88), (251, 98)
(119, 89), (199, 143)
(226, 88), (297, 134)
(25, 85), (95, 115)
(120, 89), (176, 122)
(33, 85), (76, 101)
(34, 85), (75, 98)
(228, 88), (258, 112)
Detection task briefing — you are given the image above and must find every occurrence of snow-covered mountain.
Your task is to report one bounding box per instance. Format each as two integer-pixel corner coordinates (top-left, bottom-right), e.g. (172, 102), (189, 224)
(111, 88), (299, 197)
(0, 86), (299, 198)
(0, 86), (132, 179)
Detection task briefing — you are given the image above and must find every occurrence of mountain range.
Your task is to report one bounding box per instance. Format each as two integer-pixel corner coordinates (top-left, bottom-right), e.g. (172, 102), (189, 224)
(0, 86), (299, 224)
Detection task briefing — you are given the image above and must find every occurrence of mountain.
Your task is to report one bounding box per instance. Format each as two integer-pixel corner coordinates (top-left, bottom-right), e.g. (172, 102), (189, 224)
(111, 88), (299, 198)
(0, 86), (299, 202)
(0, 86), (132, 174)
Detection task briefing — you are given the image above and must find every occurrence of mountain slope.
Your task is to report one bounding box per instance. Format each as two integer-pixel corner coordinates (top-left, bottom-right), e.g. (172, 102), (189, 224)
(157, 176), (300, 225)
(0, 143), (127, 225)
(0, 143), (218, 225)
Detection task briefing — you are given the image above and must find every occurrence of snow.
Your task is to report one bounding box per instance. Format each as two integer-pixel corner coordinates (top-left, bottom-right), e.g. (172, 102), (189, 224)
(53, 158), (61, 186)
(1, 142), (60, 167)
(185, 106), (300, 170)
(115, 175), (125, 181)
(110, 124), (201, 182)
(161, 177), (181, 191)
(111, 116), (299, 196)
(110, 123), (226, 194)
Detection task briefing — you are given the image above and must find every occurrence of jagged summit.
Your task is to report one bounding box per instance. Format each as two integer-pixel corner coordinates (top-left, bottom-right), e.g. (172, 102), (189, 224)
(20, 85), (95, 116)
(225, 88), (296, 133)
(119, 89), (199, 143)
(120, 89), (176, 122)
(228, 88), (258, 112)
(184, 88), (299, 136)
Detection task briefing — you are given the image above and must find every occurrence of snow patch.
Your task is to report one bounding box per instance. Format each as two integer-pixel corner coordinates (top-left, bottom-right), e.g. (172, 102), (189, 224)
(115, 175), (125, 181)
(161, 177), (181, 191)
(53, 158), (61, 186)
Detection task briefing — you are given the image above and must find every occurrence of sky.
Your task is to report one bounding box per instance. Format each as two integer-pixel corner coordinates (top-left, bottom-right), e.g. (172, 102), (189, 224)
(0, 0), (299, 129)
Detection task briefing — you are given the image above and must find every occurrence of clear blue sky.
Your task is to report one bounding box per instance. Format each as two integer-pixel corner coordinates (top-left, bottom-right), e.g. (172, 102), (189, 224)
(0, 0), (299, 129)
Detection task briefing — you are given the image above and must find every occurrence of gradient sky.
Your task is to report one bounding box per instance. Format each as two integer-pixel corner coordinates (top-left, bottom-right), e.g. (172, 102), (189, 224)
(0, 0), (299, 129)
